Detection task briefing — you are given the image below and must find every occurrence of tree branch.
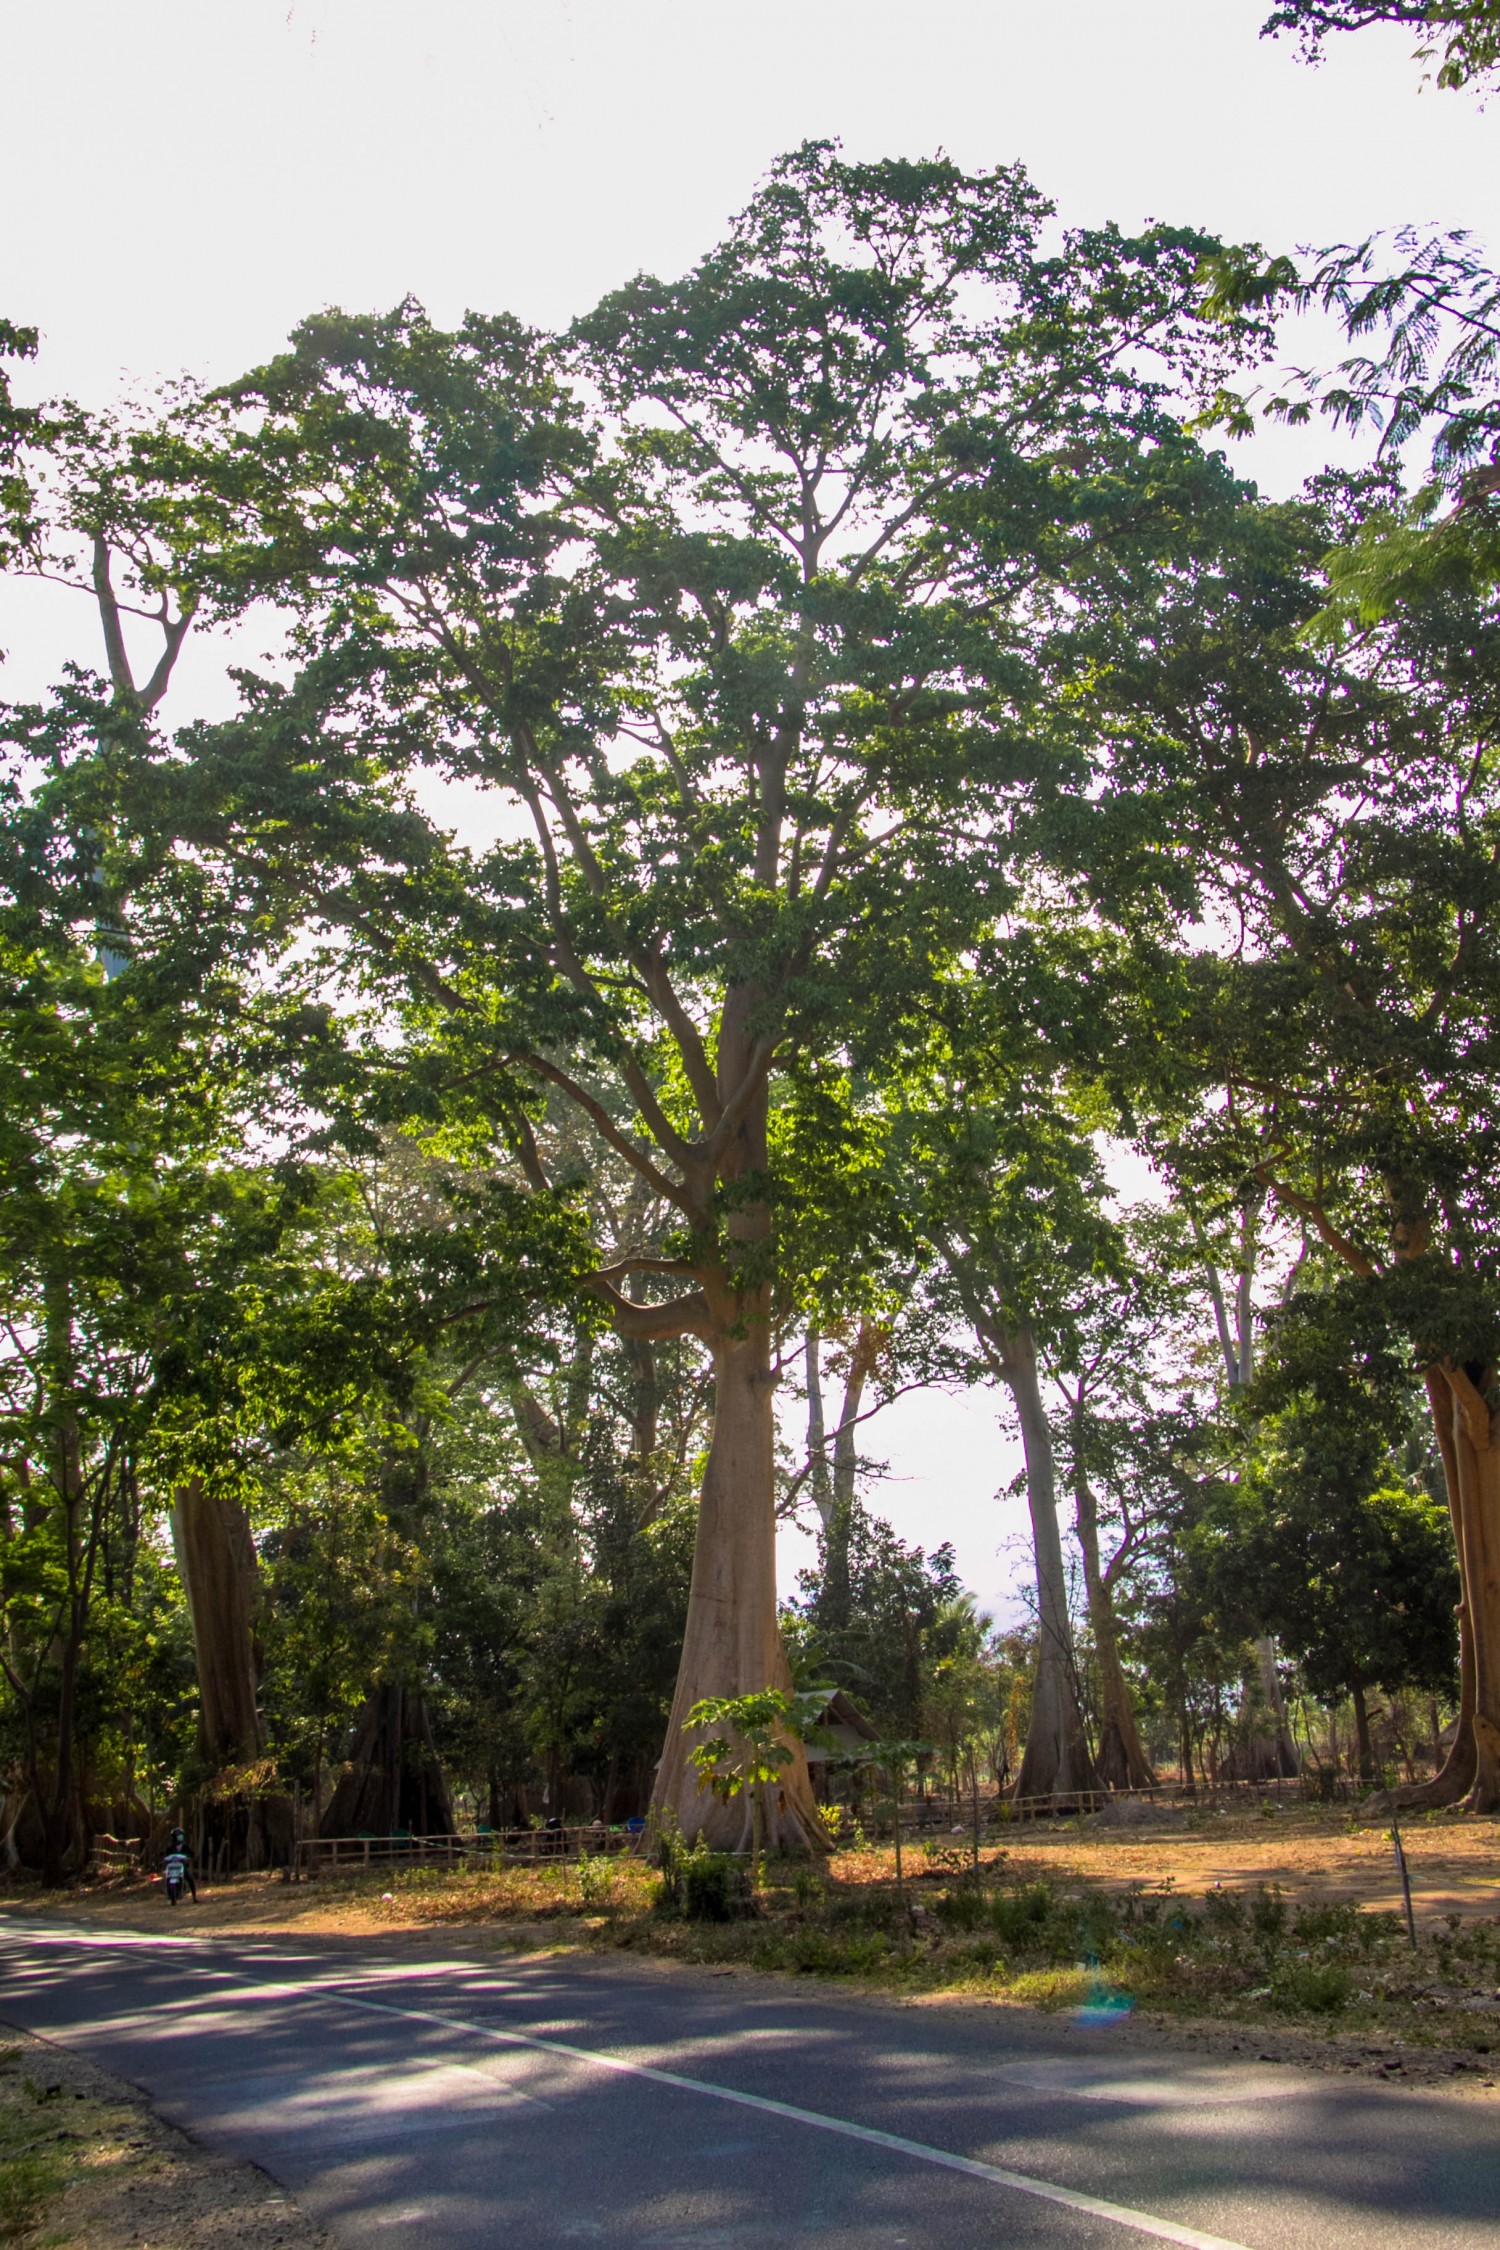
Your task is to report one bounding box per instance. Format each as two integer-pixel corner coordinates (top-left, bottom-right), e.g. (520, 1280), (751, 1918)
(583, 1274), (714, 1343)
(516, 1051), (692, 1213)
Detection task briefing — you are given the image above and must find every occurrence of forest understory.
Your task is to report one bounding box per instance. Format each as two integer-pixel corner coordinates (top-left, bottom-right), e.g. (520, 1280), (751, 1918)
(10, 1807), (1500, 2096)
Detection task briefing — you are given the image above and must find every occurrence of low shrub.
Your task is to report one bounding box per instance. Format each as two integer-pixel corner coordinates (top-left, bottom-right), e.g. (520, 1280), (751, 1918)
(1273, 1961), (1352, 2013)
(576, 1853), (615, 1909)
(1076, 1895), (1121, 1958)
(792, 1867), (825, 1909)
(776, 1928), (891, 1976)
(1292, 1900), (1358, 1946)
(0, 2150), (63, 2243)
(989, 1884), (1055, 1949)
(683, 1852), (749, 1923)
(933, 1884), (988, 1932)
(1249, 1884), (1288, 1939)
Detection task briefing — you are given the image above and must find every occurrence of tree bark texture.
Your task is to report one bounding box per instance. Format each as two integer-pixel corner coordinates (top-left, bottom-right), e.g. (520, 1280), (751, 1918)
(321, 1682), (456, 1837)
(1377, 1366), (1484, 1810)
(36, 1276), (100, 1887)
(649, 1329), (828, 1852)
(1350, 1676), (1375, 1780)
(1226, 1638), (1302, 1781)
(1002, 1325), (1100, 1802)
(810, 1320), (884, 1637)
(170, 1478), (265, 1771)
(1255, 1636), (1301, 1777)
(1202, 1206), (1300, 1781)
(1428, 1362), (1500, 1811)
(170, 1478), (290, 1871)
(805, 1331), (832, 1530)
(640, 985), (828, 1854)
(1073, 1463), (1155, 1790)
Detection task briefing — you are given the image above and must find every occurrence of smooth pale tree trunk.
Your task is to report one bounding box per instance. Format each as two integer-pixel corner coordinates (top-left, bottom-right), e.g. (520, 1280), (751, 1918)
(1431, 1362), (1500, 1811)
(805, 1321), (884, 1635)
(1202, 1205), (1299, 1780)
(999, 1325), (1099, 1802)
(805, 1331), (832, 1529)
(170, 1478), (265, 1772)
(624, 1332), (660, 1494)
(1255, 1636), (1301, 1777)
(1073, 1465), (1155, 1790)
(37, 1277), (101, 1887)
(650, 1327), (828, 1851)
(1379, 1366), (1482, 1810)
(647, 994), (828, 1855)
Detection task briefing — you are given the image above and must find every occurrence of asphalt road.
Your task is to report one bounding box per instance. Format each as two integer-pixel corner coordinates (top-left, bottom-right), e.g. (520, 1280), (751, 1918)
(1, 1922), (1497, 2248)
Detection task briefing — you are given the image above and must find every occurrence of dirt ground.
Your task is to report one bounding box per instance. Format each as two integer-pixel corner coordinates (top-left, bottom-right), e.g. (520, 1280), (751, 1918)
(1001, 1802), (1500, 1919)
(0, 2024), (333, 2248)
(3, 1802), (1496, 1937)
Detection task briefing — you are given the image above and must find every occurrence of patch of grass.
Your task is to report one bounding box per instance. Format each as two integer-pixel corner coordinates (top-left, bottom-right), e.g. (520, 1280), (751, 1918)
(0, 2148), (65, 2243)
(1273, 1962), (1353, 2013)
(988, 1883), (1054, 1948)
(1009, 1967), (1093, 2012)
(0, 2048), (68, 2244)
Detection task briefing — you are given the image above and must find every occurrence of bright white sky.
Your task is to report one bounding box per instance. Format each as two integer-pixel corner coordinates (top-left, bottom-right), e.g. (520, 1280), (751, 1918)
(4, 0), (1495, 1621)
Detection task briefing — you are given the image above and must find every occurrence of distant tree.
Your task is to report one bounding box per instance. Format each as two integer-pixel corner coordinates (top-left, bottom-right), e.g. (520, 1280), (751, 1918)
(794, 1501), (960, 1743)
(1207, 1317), (1460, 1777)
(1061, 463), (1500, 1809)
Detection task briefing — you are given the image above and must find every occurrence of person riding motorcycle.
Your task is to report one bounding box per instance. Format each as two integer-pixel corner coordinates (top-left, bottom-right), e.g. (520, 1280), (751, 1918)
(163, 1828), (197, 1905)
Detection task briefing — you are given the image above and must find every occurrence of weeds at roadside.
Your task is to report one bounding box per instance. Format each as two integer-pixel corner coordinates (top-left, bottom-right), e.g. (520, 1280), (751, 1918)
(26, 1813), (1500, 2073)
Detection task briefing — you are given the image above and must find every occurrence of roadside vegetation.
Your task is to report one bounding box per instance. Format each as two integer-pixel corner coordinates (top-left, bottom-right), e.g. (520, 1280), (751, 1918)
(23, 1807), (1500, 2084)
(0, 2029), (328, 2248)
(342, 1831), (1500, 2078)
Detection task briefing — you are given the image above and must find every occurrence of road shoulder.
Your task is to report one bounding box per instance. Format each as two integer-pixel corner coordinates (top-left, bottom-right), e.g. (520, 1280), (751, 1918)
(0, 2020), (333, 2248)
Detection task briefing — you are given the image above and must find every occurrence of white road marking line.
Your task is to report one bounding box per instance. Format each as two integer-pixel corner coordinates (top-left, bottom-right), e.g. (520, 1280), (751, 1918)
(0, 1931), (1255, 2250)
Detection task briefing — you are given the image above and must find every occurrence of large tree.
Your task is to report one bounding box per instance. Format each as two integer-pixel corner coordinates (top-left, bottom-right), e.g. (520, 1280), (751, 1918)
(145, 144), (1261, 1846)
(1063, 473), (1500, 1805)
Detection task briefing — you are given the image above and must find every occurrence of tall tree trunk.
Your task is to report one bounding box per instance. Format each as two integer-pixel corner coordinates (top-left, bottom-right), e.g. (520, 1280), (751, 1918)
(171, 1478), (265, 1771)
(813, 1321), (884, 1637)
(649, 988), (827, 1854)
(1383, 1366), (1482, 1808)
(1203, 1201), (1298, 1780)
(805, 1331), (832, 1530)
(1256, 1636), (1301, 1776)
(1432, 1362), (1500, 1810)
(321, 1681), (455, 1837)
(649, 1325), (827, 1852)
(1073, 1460), (1155, 1790)
(171, 1478), (283, 1872)
(1000, 1325), (1099, 1802)
(39, 1276), (97, 1888)
(1350, 1675), (1375, 1780)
